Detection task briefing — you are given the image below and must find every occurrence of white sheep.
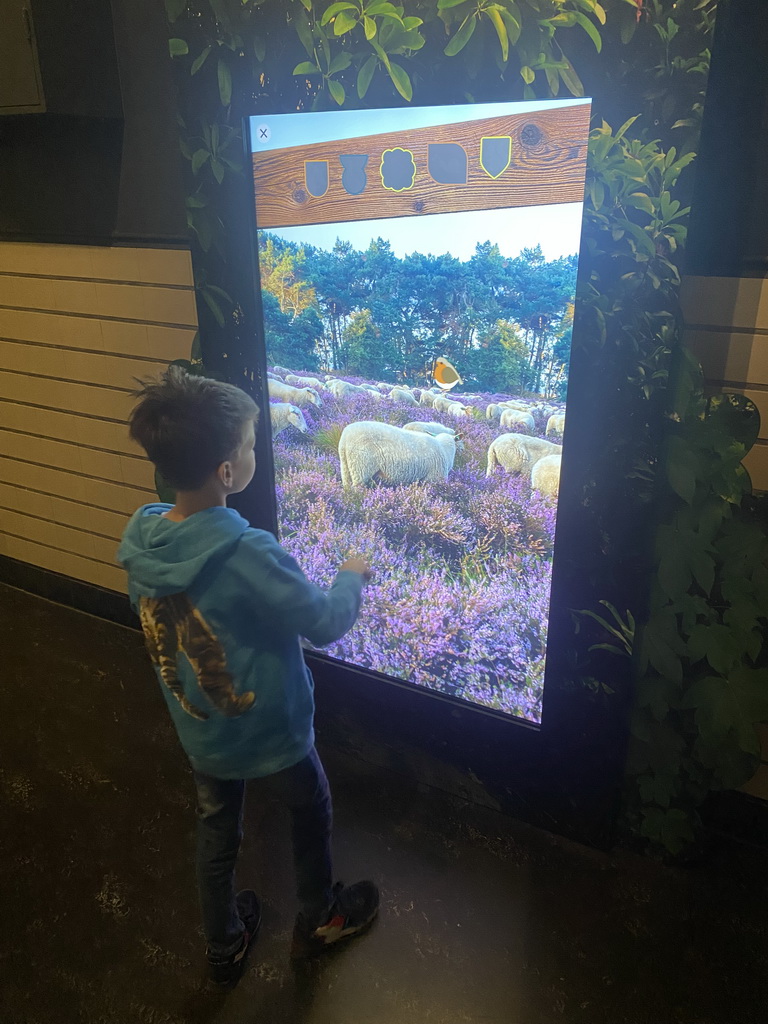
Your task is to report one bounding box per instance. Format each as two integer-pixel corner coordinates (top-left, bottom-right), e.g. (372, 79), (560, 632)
(486, 403), (504, 420)
(271, 365), (293, 377)
(447, 402), (473, 419)
(338, 421), (457, 488)
(388, 386), (419, 406)
(402, 420), (456, 437)
(269, 402), (308, 437)
(420, 389), (443, 407)
(326, 379), (369, 399)
(546, 413), (566, 437)
(267, 378), (322, 408)
(286, 373), (325, 389)
(432, 395), (459, 414)
(531, 453), (561, 498)
(486, 433), (562, 478)
(499, 408), (535, 433)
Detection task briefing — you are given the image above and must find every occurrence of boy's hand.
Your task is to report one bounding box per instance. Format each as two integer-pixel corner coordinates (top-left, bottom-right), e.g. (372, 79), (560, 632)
(340, 556), (372, 582)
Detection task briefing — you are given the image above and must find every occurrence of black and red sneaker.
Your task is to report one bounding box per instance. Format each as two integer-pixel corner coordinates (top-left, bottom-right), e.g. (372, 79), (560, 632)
(291, 880), (379, 958)
(207, 889), (262, 988)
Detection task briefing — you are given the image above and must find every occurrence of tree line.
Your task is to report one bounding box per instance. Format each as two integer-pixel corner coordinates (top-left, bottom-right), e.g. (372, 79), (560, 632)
(258, 231), (578, 397)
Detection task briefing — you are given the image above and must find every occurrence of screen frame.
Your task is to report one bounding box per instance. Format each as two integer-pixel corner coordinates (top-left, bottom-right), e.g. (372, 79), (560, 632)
(238, 107), (634, 847)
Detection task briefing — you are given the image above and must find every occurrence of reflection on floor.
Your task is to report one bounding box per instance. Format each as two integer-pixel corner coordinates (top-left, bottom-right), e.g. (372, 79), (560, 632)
(1, 582), (766, 1024)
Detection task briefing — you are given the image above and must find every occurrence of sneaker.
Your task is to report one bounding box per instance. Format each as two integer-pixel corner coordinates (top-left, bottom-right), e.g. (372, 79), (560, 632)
(207, 889), (262, 988)
(291, 880), (379, 958)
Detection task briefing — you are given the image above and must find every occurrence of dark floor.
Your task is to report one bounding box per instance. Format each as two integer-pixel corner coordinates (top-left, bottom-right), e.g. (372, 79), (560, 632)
(1, 584), (767, 1024)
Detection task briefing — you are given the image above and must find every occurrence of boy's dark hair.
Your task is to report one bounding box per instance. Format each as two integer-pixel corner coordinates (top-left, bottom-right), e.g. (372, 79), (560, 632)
(129, 366), (259, 490)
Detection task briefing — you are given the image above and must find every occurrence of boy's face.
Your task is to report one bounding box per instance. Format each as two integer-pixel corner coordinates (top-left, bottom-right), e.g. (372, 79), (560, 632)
(223, 419), (257, 495)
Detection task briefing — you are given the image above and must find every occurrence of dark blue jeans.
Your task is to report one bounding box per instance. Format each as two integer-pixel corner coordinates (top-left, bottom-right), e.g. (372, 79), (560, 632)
(192, 747), (334, 957)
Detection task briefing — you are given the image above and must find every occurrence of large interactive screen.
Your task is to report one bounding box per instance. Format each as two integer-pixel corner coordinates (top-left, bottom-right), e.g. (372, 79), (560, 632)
(248, 99), (590, 724)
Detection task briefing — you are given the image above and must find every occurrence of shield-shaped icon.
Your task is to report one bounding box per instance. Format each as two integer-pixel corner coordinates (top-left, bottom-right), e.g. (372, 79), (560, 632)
(305, 160), (329, 198)
(480, 136), (511, 179)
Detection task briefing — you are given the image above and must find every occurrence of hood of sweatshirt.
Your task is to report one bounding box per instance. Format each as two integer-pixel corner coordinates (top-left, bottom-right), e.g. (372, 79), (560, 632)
(117, 504), (249, 597)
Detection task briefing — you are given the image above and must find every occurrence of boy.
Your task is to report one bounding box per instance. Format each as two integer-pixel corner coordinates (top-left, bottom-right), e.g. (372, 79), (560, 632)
(118, 366), (378, 988)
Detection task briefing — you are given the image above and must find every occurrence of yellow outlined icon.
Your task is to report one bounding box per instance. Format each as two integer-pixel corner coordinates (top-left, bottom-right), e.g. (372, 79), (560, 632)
(380, 148), (416, 192)
(480, 136), (512, 179)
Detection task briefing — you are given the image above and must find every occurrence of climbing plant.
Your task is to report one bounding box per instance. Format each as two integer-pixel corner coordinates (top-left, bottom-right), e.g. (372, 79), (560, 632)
(163, 0), (768, 855)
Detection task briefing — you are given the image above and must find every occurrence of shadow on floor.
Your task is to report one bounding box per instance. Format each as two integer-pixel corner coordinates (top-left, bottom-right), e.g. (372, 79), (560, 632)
(1, 583), (766, 1024)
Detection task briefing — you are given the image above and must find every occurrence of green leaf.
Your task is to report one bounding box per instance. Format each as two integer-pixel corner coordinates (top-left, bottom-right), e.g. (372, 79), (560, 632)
(328, 51), (353, 73)
(334, 10), (358, 35)
(211, 158), (225, 184)
(217, 58), (232, 106)
(626, 192), (654, 215)
(298, 0), (311, 8)
(485, 7), (508, 62)
(190, 331), (202, 363)
(520, 64), (535, 85)
(558, 59), (583, 96)
(294, 10), (315, 56)
(293, 60), (320, 74)
(365, 1), (403, 15)
(437, 0), (469, 8)
(320, 2), (356, 24)
(388, 61), (412, 101)
(363, 15), (377, 40)
(328, 78), (346, 105)
(191, 45), (212, 75)
(191, 149), (210, 175)
(164, 0), (187, 24)
(357, 54), (377, 98)
(666, 435), (696, 504)
(573, 11), (602, 52)
(169, 38), (189, 57)
(444, 14), (477, 56)
(201, 288), (225, 327)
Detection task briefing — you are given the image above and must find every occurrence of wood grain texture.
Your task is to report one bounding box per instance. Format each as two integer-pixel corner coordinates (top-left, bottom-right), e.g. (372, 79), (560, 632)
(253, 104), (590, 229)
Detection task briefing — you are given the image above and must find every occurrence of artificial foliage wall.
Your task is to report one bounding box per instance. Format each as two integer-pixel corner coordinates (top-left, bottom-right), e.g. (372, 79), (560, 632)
(164, 0), (768, 855)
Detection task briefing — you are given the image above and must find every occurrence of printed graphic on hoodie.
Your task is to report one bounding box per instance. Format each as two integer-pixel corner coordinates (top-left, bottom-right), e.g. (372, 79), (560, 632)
(139, 593), (256, 720)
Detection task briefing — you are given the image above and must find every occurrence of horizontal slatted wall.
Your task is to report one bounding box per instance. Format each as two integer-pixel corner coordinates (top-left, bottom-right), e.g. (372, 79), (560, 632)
(682, 275), (768, 491)
(0, 242), (197, 594)
(682, 274), (768, 800)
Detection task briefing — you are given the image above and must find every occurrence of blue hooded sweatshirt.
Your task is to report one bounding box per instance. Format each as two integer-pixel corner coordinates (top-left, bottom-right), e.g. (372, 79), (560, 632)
(118, 503), (364, 779)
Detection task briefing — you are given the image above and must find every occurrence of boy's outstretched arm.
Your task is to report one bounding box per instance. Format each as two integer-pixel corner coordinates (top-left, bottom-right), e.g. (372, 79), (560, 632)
(243, 532), (368, 647)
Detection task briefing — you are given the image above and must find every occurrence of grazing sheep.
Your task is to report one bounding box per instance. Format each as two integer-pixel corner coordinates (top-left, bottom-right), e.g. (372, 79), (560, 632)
(267, 378), (322, 408)
(531, 453), (562, 498)
(286, 373), (325, 389)
(486, 433), (562, 478)
(338, 421), (457, 488)
(432, 395), (459, 414)
(388, 386), (419, 406)
(269, 402), (308, 437)
(402, 420), (456, 437)
(486, 403), (504, 420)
(499, 408), (535, 433)
(271, 365), (293, 377)
(326, 379), (370, 399)
(546, 412), (566, 437)
(447, 402), (473, 419)
(420, 388), (443, 407)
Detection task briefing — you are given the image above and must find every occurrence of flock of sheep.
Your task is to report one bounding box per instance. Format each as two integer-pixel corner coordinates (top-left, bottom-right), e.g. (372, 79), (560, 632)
(266, 365), (566, 499)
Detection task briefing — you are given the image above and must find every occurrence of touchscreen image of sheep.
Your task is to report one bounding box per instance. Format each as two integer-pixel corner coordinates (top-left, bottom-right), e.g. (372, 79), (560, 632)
(338, 421), (458, 488)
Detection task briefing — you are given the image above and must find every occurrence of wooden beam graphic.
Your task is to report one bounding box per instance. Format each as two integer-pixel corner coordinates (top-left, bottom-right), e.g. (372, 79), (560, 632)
(252, 103), (590, 230)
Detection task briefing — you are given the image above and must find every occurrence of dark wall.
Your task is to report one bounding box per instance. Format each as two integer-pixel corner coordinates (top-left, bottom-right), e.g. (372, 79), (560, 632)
(686, 0), (768, 277)
(0, 0), (186, 246)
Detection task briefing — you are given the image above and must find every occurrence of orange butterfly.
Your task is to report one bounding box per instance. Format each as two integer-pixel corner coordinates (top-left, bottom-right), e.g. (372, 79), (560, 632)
(432, 357), (462, 391)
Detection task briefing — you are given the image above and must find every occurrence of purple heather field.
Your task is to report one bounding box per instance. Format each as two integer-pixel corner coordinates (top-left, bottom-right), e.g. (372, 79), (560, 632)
(270, 377), (564, 723)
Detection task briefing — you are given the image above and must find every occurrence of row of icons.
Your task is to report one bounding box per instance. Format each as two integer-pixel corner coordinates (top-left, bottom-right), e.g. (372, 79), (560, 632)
(295, 138), (516, 198)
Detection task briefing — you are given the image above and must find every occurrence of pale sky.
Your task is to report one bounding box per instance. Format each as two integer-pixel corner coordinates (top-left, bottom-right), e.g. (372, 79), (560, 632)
(263, 201), (584, 263)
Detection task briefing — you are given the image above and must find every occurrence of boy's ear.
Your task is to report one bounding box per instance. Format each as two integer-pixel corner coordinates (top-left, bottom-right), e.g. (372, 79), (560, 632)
(218, 459), (234, 489)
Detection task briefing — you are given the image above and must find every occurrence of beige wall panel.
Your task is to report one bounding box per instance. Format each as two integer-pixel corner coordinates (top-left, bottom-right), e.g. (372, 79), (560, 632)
(0, 404), (134, 456)
(743, 443), (768, 491)
(0, 243), (95, 278)
(0, 482), (53, 522)
(0, 455), (152, 516)
(0, 308), (102, 350)
(59, 348), (164, 389)
(9, 274), (58, 310)
(101, 320), (194, 361)
(682, 276), (768, 331)
(687, 331), (768, 387)
(0, 428), (154, 490)
(0, 243), (193, 288)
(1, 508), (118, 564)
(0, 371), (134, 420)
(0, 531), (127, 593)
(0, 482), (128, 540)
(0, 340), (68, 377)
